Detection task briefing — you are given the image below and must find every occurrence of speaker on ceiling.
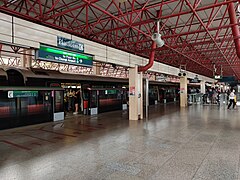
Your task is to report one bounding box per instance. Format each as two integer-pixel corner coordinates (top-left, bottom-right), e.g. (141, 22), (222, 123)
(178, 72), (186, 76)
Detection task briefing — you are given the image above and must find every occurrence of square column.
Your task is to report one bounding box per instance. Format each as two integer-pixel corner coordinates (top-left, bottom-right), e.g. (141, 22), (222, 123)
(93, 63), (101, 75)
(200, 80), (206, 94)
(129, 66), (143, 120)
(26, 50), (33, 68)
(21, 49), (33, 68)
(180, 76), (188, 107)
(20, 50), (27, 68)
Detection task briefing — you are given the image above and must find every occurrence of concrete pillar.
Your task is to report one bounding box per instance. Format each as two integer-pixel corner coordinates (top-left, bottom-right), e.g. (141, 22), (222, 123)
(21, 49), (33, 68)
(93, 63), (101, 75)
(21, 50), (27, 68)
(129, 66), (143, 120)
(200, 80), (206, 94)
(139, 72), (143, 120)
(180, 76), (188, 107)
(26, 50), (32, 68)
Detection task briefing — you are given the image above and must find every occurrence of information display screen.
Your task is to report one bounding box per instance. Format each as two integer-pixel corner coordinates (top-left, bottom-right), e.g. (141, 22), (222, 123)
(37, 44), (93, 67)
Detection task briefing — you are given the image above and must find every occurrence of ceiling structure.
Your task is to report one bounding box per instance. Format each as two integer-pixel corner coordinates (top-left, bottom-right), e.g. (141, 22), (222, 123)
(0, 0), (240, 79)
(0, 44), (130, 78)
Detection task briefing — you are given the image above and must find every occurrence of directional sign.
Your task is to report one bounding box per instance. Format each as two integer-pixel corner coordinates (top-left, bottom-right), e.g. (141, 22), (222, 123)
(214, 75), (222, 80)
(8, 91), (38, 98)
(37, 44), (93, 67)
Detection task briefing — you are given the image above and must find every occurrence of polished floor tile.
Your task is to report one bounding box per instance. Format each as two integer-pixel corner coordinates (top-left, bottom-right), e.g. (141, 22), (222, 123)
(1, 104), (240, 180)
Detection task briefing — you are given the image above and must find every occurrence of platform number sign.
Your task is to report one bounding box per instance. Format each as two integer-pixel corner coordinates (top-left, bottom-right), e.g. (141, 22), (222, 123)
(8, 91), (13, 98)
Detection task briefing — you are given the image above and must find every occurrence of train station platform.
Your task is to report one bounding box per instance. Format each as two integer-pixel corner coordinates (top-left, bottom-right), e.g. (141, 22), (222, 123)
(0, 103), (239, 180)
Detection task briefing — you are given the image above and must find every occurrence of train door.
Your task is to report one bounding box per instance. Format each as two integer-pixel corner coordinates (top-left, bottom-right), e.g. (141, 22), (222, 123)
(88, 90), (98, 115)
(18, 90), (53, 126)
(53, 90), (64, 121)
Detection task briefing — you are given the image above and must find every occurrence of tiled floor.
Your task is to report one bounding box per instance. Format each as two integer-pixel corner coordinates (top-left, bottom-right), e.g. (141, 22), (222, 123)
(0, 103), (240, 180)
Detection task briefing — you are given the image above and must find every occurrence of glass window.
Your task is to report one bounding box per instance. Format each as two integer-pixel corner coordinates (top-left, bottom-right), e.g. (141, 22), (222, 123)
(55, 91), (64, 112)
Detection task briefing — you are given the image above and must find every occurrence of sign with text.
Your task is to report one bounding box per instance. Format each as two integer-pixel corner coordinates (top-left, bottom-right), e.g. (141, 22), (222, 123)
(57, 36), (84, 53)
(214, 75), (223, 80)
(156, 74), (166, 82)
(189, 78), (200, 83)
(8, 91), (38, 98)
(37, 44), (93, 67)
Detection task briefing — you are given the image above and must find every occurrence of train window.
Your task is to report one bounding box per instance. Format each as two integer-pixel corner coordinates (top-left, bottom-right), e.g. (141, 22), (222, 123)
(55, 91), (64, 113)
(0, 91), (16, 118)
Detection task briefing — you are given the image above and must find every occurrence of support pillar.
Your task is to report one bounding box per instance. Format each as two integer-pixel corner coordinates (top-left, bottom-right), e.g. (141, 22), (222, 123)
(21, 49), (33, 68)
(129, 66), (143, 120)
(180, 76), (188, 107)
(200, 80), (206, 94)
(21, 50), (27, 68)
(26, 50), (32, 68)
(93, 63), (101, 75)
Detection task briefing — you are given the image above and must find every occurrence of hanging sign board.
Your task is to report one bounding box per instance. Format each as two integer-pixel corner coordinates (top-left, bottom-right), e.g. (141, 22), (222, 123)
(156, 74), (166, 82)
(214, 75), (222, 80)
(189, 79), (200, 83)
(8, 91), (38, 98)
(37, 44), (93, 67)
(57, 36), (84, 53)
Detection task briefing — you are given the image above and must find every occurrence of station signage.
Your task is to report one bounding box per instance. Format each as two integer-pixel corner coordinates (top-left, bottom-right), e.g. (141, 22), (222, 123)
(156, 74), (180, 83)
(156, 74), (166, 82)
(214, 75), (222, 80)
(8, 91), (38, 98)
(57, 36), (84, 53)
(105, 90), (117, 94)
(189, 78), (200, 83)
(37, 44), (93, 67)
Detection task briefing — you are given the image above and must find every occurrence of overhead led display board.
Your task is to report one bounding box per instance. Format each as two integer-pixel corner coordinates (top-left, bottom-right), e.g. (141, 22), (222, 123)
(36, 44), (93, 67)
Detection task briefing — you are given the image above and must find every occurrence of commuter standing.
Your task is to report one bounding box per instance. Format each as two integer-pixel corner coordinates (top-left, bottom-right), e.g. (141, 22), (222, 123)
(67, 89), (74, 111)
(228, 89), (236, 109)
(216, 90), (220, 105)
(73, 90), (81, 115)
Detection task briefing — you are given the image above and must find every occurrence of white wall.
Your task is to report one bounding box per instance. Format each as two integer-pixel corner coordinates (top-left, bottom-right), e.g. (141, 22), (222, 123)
(0, 12), (214, 82)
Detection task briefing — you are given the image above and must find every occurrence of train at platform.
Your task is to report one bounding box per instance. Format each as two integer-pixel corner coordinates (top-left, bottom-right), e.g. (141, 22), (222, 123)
(0, 67), (192, 130)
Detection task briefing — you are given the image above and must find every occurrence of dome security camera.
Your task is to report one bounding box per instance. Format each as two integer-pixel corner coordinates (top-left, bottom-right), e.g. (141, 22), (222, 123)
(151, 33), (165, 47)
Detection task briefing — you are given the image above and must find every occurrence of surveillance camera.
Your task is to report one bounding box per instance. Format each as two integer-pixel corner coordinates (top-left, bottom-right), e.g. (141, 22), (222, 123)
(183, 72), (186, 76)
(178, 73), (182, 76)
(151, 33), (165, 47)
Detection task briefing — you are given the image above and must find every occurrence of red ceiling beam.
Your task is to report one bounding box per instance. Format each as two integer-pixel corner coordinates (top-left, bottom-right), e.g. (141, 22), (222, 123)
(1, 0), (239, 78)
(187, 0), (239, 78)
(72, 0), (237, 33)
(228, 0), (240, 58)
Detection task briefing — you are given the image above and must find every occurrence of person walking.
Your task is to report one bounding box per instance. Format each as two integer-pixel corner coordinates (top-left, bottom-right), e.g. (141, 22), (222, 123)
(228, 89), (236, 109)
